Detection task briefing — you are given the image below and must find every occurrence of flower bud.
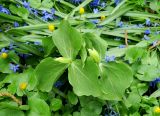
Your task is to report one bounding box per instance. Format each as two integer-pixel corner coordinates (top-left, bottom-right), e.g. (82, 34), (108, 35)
(55, 57), (72, 64)
(88, 49), (100, 63)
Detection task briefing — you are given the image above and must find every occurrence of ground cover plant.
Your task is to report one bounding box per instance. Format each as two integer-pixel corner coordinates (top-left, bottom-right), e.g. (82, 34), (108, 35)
(0, 0), (160, 115)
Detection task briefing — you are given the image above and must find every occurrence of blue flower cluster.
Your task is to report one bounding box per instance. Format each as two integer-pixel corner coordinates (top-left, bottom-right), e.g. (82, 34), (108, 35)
(71, 0), (82, 4)
(0, 48), (8, 54)
(0, 5), (10, 14)
(90, 0), (100, 7)
(41, 8), (55, 21)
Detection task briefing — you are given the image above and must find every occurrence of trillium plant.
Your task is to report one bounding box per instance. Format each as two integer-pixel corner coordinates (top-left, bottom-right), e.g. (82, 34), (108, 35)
(0, 0), (160, 116)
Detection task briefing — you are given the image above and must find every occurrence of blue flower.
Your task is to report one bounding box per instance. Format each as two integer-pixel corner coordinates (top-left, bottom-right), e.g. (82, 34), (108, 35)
(34, 42), (41, 45)
(101, 2), (106, 8)
(54, 81), (64, 88)
(51, 8), (55, 15)
(0, 48), (8, 54)
(149, 78), (160, 88)
(41, 10), (54, 21)
(105, 56), (115, 62)
(118, 45), (126, 48)
(0, 29), (2, 32)
(0, 5), (11, 14)
(143, 35), (150, 40)
(14, 22), (19, 27)
(117, 21), (123, 27)
(93, 8), (99, 14)
(114, 0), (120, 6)
(10, 63), (20, 72)
(91, 19), (99, 24)
(71, 0), (82, 4)
(144, 29), (151, 35)
(31, 8), (38, 15)
(145, 18), (151, 26)
(90, 0), (100, 7)
(22, 1), (31, 11)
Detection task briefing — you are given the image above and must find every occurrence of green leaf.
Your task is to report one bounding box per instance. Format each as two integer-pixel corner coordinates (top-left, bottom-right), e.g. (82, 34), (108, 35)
(100, 61), (133, 100)
(135, 64), (160, 81)
(0, 108), (24, 116)
(27, 96), (51, 116)
(35, 57), (68, 92)
(8, 51), (19, 64)
(50, 98), (62, 112)
(67, 91), (78, 105)
(9, 5), (29, 19)
(42, 37), (55, 57)
(52, 20), (82, 59)
(68, 58), (101, 97)
(150, 0), (160, 12)
(125, 47), (146, 63)
(0, 58), (12, 73)
(28, 0), (41, 9)
(41, 0), (53, 9)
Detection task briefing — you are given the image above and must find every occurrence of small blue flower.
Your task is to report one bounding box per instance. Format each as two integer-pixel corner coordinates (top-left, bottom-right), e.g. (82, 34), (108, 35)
(114, 0), (120, 6)
(42, 13), (53, 21)
(0, 29), (2, 32)
(51, 8), (55, 15)
(105, 56), (115, 62)
(117, 21), (123, 27)
(118, 45), (126, 48)
(149, 78), (160, 88)
(0, 48), (8, 54)
(0, 5), (11, 14)
(23, 1), (30, 9)
(144, 29), (151, 35)
(34, 42), (41, 45)
(10, 63), (20, 72)
(54, 81), (64, 88)
(31, 8), (38, 15)
(138, 24), (144, 28)
(9, 43), (14, 50)
(145, 18), (151, 26)
(143, 35), (150, 40)
(101, 2), (106, 8)
(71, 0), (82, 4)
(90, 0), (100, 7)
(91, 19), (99, 24)
(14, 22), (19, 27)
(93, 8), (99, 14)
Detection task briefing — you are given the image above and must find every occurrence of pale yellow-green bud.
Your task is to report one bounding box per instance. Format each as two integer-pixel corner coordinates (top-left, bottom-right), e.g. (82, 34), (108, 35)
(88, 49), (100, 63)
(55, 57), (72, 64)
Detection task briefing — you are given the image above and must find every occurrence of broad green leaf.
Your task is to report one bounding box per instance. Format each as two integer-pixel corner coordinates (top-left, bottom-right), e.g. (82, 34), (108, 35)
(0, 108), (24, 116)
(28, 0), (41, 9)
(135, 64), (160, 81)
(100, 61), (133, 100)
(150, 0), (160, 12)
(50, 98), (62, 111)
(35, 57), (68, 92)
(52, 20), (82, 59)
(125, 47), (146, 63)
(68, 58), (101, 97)
(27, 96), (51, 116)
(67, 91), (78, 105)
